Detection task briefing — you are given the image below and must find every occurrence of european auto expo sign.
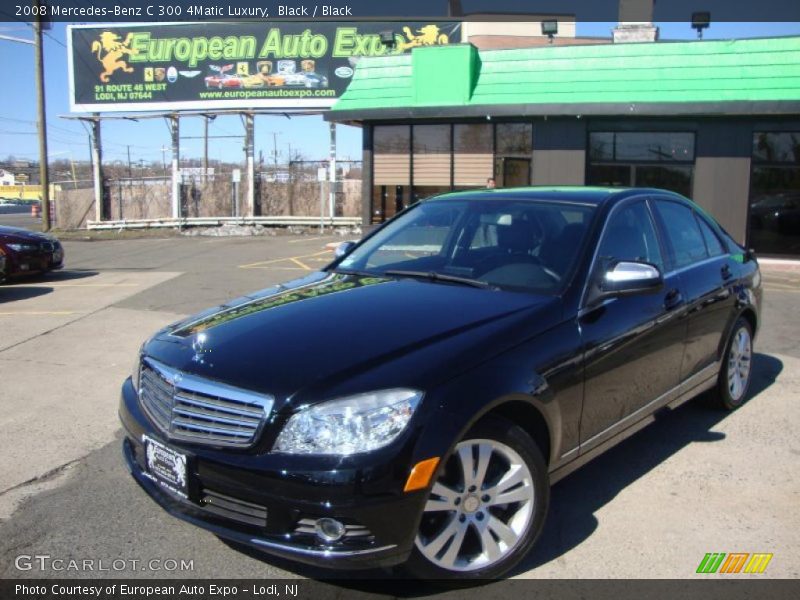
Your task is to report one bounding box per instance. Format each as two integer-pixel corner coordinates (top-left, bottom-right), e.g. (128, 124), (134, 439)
(67, 21), (458, 112)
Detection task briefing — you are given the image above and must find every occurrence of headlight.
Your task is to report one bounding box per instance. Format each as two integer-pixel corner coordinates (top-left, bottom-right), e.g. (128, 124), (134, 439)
(130, 349), (142, 393)
(273, 389), (422, 455)
(7, 243), (38, 252)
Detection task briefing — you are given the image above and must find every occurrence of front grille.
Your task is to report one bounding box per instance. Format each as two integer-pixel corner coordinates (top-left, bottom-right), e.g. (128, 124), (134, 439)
(139, 358), (273, 448)
(139, 366), (174, 432)
(200, 488), (268, 527)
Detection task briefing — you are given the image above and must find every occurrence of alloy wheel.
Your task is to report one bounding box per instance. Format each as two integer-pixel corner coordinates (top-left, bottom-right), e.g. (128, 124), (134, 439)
(727, 326), (752, 402)
(414, 438), (535, 572)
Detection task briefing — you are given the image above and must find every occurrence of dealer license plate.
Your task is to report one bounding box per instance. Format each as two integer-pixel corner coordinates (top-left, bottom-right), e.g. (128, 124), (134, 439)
(143, 434), (188, 498)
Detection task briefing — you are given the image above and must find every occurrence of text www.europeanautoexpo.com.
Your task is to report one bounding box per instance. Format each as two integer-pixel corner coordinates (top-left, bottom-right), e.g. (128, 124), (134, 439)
(14, 554), (194, 572)
(198, 89), (338, 99)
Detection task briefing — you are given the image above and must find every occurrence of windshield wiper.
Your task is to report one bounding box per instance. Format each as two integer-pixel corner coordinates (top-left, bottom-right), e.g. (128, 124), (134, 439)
(384, 270), (493, 289)
(330, 267), (378, 277)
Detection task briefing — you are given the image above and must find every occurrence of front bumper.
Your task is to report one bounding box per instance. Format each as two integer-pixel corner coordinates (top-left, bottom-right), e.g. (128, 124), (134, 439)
(3, 245), (64, 277)
(119, 379), (422, 570)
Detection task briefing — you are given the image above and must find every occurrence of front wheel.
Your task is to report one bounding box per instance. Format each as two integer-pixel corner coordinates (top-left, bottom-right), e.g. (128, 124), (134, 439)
(404, 416), (549, 579)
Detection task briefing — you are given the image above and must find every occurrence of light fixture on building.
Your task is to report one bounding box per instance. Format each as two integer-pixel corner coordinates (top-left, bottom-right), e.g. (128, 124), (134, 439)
(541, 20), (558, 44)
(691, 12), (711, 39)
(379, 30), (396, 49)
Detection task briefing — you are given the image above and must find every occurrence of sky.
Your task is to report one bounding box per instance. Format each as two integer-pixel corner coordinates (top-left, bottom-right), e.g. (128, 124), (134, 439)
(1, 20), (799, 177)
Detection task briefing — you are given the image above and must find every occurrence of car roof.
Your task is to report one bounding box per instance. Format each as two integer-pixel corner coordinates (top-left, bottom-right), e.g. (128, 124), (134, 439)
(426, 186), (687, 207)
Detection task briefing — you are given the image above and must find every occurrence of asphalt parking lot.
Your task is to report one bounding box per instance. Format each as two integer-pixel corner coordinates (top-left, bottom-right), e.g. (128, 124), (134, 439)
(0, 218), (799, 584)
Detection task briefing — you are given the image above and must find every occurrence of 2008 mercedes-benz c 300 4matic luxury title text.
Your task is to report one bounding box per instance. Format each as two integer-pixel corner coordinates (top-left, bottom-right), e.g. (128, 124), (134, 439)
(120, 187), (761, 579)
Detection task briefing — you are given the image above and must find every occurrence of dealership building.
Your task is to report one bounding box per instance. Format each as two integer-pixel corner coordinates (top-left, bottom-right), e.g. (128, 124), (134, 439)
(327, 35), (800, 257)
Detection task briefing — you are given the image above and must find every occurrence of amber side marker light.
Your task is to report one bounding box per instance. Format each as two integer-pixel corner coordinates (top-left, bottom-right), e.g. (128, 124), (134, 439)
(404, 457), (440, 492)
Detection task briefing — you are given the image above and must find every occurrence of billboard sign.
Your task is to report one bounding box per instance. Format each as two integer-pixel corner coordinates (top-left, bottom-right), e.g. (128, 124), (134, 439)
(68, 21), (458, 113)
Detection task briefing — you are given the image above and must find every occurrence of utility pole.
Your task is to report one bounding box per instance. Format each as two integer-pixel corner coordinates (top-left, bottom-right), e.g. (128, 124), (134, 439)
(160, 145), (168, 178)
(126, 145), (133, 180)
(33, 1), (50, 231)
(203, 115), (209, 184)
(329, 122), (337, 224)
(170, 115), (180, 219)
(267, 131), (281, 179)
(91, 116), (103, 222)
(244, 114), (255, 217)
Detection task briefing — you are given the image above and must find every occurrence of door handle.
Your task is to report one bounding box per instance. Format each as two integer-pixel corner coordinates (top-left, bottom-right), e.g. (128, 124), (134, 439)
(721, 264), (733, 280)
(664, 288), (683, 310)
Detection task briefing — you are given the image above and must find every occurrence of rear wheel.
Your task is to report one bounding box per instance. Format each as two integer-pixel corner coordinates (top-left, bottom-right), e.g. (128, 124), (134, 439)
(712, 317), (754, 410)
(405, 416), (549, 579)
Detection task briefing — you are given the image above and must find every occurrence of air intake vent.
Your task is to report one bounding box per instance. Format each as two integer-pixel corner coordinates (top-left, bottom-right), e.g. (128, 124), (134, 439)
(201, 488), (267, 527)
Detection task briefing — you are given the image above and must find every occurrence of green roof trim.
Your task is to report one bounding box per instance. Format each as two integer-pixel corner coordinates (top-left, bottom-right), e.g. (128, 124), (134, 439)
(329, 37), (800, 119)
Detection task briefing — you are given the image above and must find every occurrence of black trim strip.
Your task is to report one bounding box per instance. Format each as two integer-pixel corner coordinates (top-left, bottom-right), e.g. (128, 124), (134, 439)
(326, 101), (800, 123)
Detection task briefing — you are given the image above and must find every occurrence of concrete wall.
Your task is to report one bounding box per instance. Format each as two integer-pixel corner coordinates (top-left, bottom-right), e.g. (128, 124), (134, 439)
(54, 188), (95, 230)
(54, 180), (362, 228)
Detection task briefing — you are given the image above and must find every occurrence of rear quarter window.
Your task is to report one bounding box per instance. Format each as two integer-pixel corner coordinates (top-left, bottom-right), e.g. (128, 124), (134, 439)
(654, 200), (709, 270)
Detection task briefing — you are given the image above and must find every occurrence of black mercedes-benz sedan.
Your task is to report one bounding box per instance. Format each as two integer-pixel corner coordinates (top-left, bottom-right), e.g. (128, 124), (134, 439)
(119, 187), (761, 579)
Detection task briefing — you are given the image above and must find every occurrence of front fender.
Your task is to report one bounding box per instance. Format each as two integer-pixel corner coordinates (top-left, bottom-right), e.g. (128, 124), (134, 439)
(411, 318), (583, 475)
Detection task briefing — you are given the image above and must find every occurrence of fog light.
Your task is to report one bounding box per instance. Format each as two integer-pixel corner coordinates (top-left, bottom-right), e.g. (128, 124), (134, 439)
(315, 518), (346, 542)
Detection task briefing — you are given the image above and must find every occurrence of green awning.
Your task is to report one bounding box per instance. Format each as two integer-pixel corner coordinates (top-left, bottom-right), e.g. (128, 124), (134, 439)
(328, 36), (800, 121)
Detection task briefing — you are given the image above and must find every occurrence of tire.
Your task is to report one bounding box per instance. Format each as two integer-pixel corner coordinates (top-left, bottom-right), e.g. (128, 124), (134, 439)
(404, 415), (549, 580)
(711, 317), (754, 410)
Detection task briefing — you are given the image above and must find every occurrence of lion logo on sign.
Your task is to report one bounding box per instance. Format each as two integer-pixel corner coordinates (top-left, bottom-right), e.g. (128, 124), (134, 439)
(397, 25), (449, 52)
(91, 32), (138, 82)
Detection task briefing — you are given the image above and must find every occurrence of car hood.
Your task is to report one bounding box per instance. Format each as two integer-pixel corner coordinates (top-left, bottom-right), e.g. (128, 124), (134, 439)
(143, 271), (558, 411)
(0, 226), (55, 243)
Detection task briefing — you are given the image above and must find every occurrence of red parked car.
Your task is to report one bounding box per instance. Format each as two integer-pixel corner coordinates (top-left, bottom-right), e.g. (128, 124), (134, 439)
(0, 225), (64, 280)
(203, 74), (243, 89)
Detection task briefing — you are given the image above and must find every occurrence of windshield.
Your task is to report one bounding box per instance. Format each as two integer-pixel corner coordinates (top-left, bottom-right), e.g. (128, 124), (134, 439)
(334, 198), (596, 294)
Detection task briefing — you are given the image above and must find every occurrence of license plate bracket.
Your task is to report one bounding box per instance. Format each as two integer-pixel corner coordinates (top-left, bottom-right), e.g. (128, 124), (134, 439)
(142, 434), (188, 498)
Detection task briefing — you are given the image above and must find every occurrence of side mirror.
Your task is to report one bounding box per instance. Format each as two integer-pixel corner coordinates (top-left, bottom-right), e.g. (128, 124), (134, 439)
(601, 260), (663, 295)
(335, 240), (357, 259)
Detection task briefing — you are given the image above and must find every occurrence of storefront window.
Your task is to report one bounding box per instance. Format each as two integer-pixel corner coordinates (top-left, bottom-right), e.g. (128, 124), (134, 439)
(372, 126), (411, 223)
(495, 123), (532, 187)
(753, 132), (800, 164)
(587, 131), (695, 196)
(496, 157), (532, 188)
(372, 184), (411, 224)
(590, 132), (694, 162)
(496, 123), (532, 155)
(413, 125), (452, 195)
(634, 165), (693, 196)
(374, 125), (410, 154)
(750, 132), (800, 256)
(413, 124), (451, 154)
(454, 124), (493, 187)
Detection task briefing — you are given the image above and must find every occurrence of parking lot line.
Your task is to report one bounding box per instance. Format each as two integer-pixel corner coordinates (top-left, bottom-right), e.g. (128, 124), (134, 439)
(0, 311), (78, 316)
(290, 257), (312, 270)
(9, 283), (139, 288)
(238, 249), (331, 269)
